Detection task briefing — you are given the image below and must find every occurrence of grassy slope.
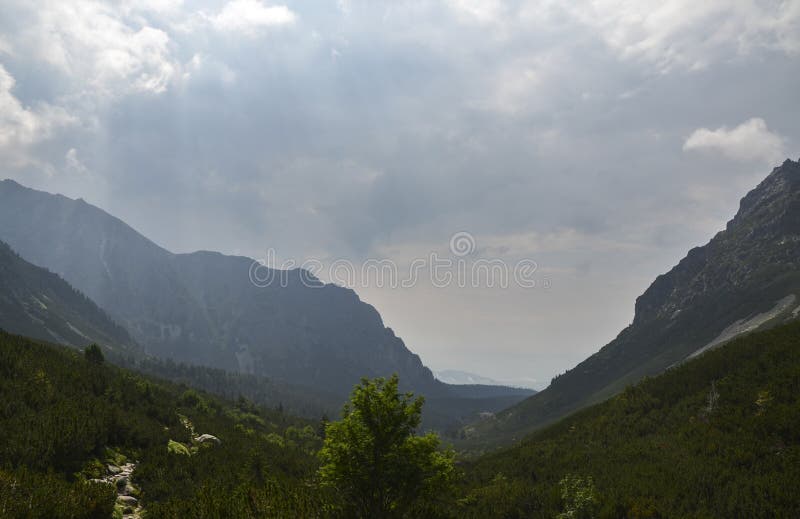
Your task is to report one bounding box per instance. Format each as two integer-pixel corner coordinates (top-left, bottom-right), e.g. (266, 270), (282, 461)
(458, 321), (800, 518)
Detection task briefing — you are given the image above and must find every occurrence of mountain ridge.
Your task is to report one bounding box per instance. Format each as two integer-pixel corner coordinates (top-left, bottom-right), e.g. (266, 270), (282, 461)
(0, 178), (438, 396)
(465, 158), (800, 445)
(0, 178), (533, 430)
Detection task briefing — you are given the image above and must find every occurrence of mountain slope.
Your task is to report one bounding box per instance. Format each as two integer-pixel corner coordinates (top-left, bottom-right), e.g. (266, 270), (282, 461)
(0, 329), (323, 518)
(0, 239), (138, 354)
(0, 179), (532, 426)
(467, 158), (800, 445)
(459, 320), (800, 518)
(0, 179), (437, 397)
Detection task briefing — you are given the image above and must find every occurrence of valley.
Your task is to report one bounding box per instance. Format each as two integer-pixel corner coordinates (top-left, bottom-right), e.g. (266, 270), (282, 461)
(1, 159), (800, 517)
(1, 4), (799, 514)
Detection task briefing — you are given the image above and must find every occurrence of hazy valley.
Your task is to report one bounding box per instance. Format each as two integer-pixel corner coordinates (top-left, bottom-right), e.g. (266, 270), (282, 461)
(2, 159), (800, 517)
(1, 2), (799, 517)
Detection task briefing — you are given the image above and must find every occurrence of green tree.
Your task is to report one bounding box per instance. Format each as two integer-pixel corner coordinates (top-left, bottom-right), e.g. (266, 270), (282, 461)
(83, 343), (104, 365)
(318, 375), (456, 518)
(557, 474), (599, 519)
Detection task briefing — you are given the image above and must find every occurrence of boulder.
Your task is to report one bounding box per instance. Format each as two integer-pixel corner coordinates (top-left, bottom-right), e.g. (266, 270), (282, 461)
(196, 434), (221, 445)
(117, 495), (138, 506)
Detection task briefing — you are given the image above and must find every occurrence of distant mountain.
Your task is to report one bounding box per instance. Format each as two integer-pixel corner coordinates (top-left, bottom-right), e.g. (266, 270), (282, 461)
(0, 239), (137, 355)
(435, 369), (502, 386)
(435, 369), (539, 390)
(0, 179), (532, 429)
(0, 179), (438, 397)
(467, 158), (800, 445)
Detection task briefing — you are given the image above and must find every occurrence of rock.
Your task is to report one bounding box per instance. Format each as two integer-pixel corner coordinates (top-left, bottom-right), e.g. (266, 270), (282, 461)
(196, 434), (221, 444)
(107, 464), (121, 475)
(117, 495), (138, 506)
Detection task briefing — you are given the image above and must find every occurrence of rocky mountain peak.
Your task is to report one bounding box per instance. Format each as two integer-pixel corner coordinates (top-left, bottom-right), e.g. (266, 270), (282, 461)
(634, 158), (800, 325)
(729, 158), (800, 235)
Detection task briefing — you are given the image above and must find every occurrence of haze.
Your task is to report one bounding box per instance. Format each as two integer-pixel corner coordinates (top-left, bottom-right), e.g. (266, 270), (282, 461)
(1, 0), (798, 388)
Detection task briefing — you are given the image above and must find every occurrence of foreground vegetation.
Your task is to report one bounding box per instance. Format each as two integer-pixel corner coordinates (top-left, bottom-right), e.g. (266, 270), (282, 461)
(0, 332), (456, 518)
(319, 375), (456, 518)
(459, 321), (800, 518)
(0, 331), (323, 517)
(2, 319), (800, 517)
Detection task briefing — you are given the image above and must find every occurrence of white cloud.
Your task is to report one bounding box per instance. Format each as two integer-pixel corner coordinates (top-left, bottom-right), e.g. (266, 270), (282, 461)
(480, 59), (542, 115)
(121, 0), (184, 16)
(683, 118), (786, 163)
(209, 0), (296, 36)
(14, 1), (177, 95)
(65, 148), (90, 176)
(0, 64), (75, 169)
(446, 0), (505, 24)
(566, 0), (800, 71)
(0, 64), (73, 148)
(181, 53), (237, 85)
(0, 66), (37, 147)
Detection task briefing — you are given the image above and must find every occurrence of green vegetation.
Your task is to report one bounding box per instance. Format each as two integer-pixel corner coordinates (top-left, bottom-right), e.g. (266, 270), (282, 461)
(3, 319), (800, 517)
(119, 355), (341, 420)
(318, 375), (456, 518)
(458, 321), (800, 518)
(0, 330), (324, 517)
(0, 331), (458, 518)
(84, 343), (105, 365)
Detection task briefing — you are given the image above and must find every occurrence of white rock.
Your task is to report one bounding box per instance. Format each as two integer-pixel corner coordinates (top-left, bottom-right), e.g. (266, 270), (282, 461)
(117, 495), (138, 506)
(196, 434), (221, 444)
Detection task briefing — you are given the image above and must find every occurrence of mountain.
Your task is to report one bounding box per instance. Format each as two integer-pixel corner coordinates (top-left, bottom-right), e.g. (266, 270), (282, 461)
(459, 320), (800, 517)
(0, 179), (532, 427)
(0, 239), (137, 355)
(436, 369), (504, 386)
(435, 369), (539, 390)
(467, 158), (800, 445)
(0, 179), (437, 397)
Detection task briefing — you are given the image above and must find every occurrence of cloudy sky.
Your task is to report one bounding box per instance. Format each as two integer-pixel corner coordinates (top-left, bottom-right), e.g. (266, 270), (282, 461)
(1, 0), (798, 387)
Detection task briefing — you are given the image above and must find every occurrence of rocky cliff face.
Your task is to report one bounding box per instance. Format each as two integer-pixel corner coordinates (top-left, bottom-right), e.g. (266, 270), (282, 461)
(634, 158), (800, 325)
(468, 158), (800, 445)
(0, 179), (437, 396)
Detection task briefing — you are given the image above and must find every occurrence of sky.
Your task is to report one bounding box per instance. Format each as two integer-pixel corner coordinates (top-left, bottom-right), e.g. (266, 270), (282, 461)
(1, 0), (799, 388)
